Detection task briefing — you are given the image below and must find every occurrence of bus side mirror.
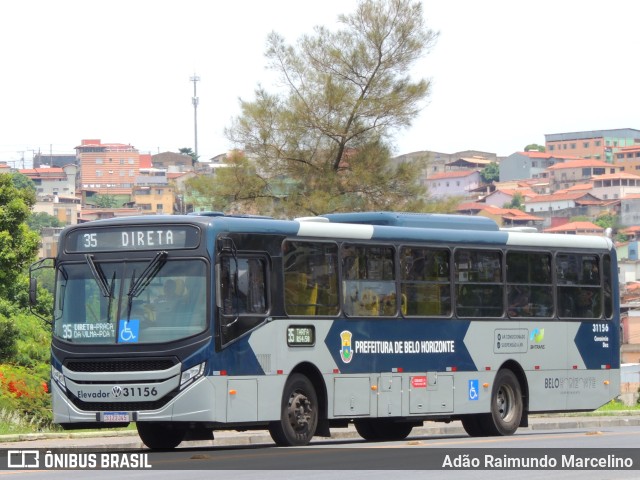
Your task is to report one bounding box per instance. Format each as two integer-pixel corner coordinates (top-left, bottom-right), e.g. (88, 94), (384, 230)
(29, 278), (37, 306)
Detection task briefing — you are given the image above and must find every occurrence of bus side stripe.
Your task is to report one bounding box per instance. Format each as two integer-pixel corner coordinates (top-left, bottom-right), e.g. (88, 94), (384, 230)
(505, 232), (613, 249)
(297, 222), (374, 239)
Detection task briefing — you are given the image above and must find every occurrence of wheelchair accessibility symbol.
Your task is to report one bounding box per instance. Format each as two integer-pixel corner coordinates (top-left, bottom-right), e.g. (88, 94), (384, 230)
(118, 319), (140, 343)
(468, 379), (479, 401)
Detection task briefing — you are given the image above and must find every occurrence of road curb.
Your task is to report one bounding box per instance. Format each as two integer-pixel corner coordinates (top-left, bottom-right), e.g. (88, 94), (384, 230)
(1, 414), (639, 449)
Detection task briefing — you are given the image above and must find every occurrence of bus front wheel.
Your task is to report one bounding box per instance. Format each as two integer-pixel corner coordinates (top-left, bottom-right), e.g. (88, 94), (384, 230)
(269, 373), (318, 446)
(481, 369), (523, 436)
(136, 422), (186, 450)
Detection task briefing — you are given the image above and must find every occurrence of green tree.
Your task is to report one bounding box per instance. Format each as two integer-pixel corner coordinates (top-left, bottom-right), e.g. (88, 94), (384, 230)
(9, 173), (36, 195)
(0, 174), (40, 298)
(179, 147), (199, 166)
(217, 0), (438, 217)
(27, 212), (63, 233)
(93, 194), (118, 208)
(480, 162), (500, 183)
(593, 213), (617, 231)
(524, 144), (545, 152)
(503, 192), (525, 211)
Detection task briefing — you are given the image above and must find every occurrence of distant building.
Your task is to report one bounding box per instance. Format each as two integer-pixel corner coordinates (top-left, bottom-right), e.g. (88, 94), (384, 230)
(621, 195), (640, 227)
(395, 150), (500, 181)
(39, 227), (65, 258)
(481, 187), (537, 208)
(79, 207), (142, 223)
(33, 195), (81, 226)
(499, 151), (573, 182)
(545, 128), (640, 163)
(76, 139), (140, 196)
(614, 144), (640, 175)
(132, 169), (173, 214)
(424, 170), (483, 199)
(33, 153), (77, 168)
(543, 221), (604, 235)
(152, 151), (194, 172)
(546, 159), (619, 191)
(19, 164), (77, 199)
(524, 191), (603, 214)
(590, 172), (640, 200)
(456, 202), (544, 229)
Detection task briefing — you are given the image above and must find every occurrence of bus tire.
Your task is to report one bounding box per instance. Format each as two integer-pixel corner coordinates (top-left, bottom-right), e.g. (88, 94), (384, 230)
(136, 422), (186, 450)
(269, 373), (318, 446)
(481, 369), (523, 436)
(354, 419), (413, 442)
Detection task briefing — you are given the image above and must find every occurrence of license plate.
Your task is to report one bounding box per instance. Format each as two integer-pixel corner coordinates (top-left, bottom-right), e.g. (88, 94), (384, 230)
(102, 411), (131, 422)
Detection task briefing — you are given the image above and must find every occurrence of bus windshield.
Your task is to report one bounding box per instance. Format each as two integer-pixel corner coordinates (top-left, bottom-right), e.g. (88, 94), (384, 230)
(53, 257), (207, 344)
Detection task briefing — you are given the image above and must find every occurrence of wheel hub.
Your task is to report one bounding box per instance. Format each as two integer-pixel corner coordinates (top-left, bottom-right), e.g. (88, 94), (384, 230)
(288, 392), (312, 429)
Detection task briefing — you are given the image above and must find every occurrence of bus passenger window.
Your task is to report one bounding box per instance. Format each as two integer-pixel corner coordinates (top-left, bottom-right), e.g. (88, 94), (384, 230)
(603, 255), (613, 318)
(219, 255), (268, 345)
(341, 244), (395, 317)
(506, 251), (553, 318)
(557, 253), (603, 319)
(283, 240), (338, 316)
(454, 249), (502, 318)
(400, 246), (451, 317)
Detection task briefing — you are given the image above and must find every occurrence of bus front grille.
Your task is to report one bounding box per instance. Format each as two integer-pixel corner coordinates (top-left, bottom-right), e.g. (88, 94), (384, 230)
(65, 358), (177, 373)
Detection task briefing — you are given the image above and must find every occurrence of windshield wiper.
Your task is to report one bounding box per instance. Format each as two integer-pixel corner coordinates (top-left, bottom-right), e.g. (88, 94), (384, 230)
(85, 254), (111, 298)
(127, 251), (168, 299)
(85, 254), (117, 325)
(125, 251), (168, 317)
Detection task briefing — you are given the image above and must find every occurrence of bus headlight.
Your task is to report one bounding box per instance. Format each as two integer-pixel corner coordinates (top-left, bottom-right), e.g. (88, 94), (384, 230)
(51, 366), (66, 391)
(180, 362), (205, 390)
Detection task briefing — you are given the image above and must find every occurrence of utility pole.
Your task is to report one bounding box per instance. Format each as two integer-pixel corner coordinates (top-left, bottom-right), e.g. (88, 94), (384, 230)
(190, 74), (200, 160)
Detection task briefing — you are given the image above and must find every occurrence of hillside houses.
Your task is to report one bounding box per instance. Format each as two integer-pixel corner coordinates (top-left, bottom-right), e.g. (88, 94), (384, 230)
(423, 170), (483, 198)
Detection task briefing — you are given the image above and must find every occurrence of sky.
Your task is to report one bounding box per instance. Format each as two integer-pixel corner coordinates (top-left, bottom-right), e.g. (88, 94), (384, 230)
(2, 0), (639, 167)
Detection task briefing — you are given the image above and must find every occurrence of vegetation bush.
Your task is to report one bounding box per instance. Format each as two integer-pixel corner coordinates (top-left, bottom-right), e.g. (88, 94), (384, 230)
(0, 363), (53, 431)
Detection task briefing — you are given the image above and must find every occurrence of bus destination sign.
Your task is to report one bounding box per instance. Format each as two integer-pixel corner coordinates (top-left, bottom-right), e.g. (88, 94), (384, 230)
(66, 225), (200, 252)
(287, 326), (315, 347)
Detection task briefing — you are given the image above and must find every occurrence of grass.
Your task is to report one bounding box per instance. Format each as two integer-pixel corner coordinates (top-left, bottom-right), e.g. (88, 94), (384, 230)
(596, 399), (640, 412)
(0, 408), (135, 436)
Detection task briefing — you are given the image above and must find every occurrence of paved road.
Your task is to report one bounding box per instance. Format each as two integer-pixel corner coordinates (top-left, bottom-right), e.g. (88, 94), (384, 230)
(2, 413), (639, 450)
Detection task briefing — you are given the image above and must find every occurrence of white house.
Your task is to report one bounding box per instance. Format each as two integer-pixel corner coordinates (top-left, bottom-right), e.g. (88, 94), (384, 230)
(424, 170), (483, 198)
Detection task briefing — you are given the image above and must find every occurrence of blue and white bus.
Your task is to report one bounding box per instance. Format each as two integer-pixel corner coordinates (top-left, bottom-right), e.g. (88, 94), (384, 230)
(29, 212), (620, 449)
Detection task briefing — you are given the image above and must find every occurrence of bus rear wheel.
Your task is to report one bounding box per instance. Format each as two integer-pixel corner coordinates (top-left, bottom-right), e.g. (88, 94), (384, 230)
(269, 373), (318, 446)
(354, 419), (414, 442)
(460, 415), (485, 437)
(137, 422), (186, 450)
(481, 369), (523, 436)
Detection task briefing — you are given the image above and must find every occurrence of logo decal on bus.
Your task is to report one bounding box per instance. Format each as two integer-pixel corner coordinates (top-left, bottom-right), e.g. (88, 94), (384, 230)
(340, 330), (353, 363)
(530, 328), (545, 343)
(530, 328), (546, 350)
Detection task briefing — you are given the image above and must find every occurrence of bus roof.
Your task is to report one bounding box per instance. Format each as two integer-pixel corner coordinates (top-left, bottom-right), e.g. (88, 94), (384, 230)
(68, 213), (614, 252)
(318, 212), (499, 231)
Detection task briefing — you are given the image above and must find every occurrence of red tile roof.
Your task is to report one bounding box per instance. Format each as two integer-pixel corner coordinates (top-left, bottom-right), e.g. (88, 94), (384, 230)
(427, 170), (480, 180)
(516, 151), (582, 160)
(526, 192), (592, 203)
(592, 172), (640, 181)
(547, 159), (614, 170)
(493, 187), (537, 198)
(543, 221), (603, 233)
(139, 154), (152, 169)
